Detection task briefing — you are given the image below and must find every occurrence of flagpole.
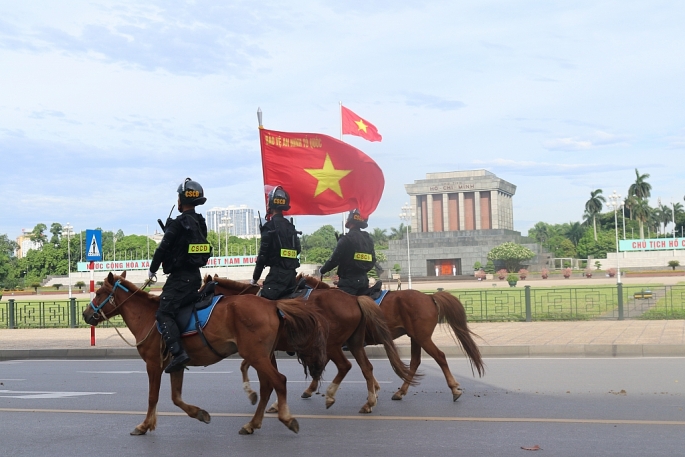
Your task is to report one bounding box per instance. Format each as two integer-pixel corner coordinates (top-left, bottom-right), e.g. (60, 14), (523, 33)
(339, 101), (346, 234)
(257, 107), (268, 217)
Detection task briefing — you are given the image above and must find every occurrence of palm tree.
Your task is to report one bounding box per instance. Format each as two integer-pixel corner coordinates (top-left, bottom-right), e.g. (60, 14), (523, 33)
(628, 168), (652, 200)
(565, 222), (584, 246)
(389, 223), (407, 240)
(632, 198), (651, 239)
(529, 222), (550, 244)
(585, 189), (606, 241)
(370, 228), (388, 246)
(624, 195), (638, 220)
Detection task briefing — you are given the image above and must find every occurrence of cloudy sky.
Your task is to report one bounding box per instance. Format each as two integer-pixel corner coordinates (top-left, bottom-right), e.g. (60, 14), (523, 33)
(2, 0), (684, 240)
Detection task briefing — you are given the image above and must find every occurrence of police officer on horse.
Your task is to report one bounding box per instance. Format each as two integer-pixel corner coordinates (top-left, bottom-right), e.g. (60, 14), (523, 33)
(251, 186), (302, 299)
(320, 209), (382, 295)
(148, 178), (211, 373)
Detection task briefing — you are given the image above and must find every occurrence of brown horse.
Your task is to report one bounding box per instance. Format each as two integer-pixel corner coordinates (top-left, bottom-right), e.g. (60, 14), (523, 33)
(82, 272), (327, 436)
(299, 275), (484, 402)
(206, 275), (417, 414)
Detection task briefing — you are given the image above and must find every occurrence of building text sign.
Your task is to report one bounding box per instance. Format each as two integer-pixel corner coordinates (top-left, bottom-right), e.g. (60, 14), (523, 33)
(619, 238), (685, 252)
(77, 255), (257, 272)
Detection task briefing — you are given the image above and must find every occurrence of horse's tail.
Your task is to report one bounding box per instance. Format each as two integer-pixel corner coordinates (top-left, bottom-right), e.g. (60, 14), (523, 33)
(356, 296), (420, 386)
(276, 299), (328, 379)
(432, 292), (485, 377)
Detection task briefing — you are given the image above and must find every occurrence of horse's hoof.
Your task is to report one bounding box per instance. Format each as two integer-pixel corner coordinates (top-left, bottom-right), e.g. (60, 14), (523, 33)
(266, 406), (278, 414)
(325, 398), (335, 409)
(130, 427), (147, 436)
(249, 392), (258, 405)
(239, 426), (254, 435)
(287, 418), (300, 434)
(301, 391), (312, 399)
(391, 392), (404, 401)
(196, 410), (211, 424)
(358, 405), (373, 414)
(453, 390), (463, 401)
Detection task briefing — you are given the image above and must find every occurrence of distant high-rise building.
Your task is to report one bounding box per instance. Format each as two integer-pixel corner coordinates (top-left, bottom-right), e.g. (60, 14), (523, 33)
(15, 228), (41, 258)
(206, 205), (260, 238)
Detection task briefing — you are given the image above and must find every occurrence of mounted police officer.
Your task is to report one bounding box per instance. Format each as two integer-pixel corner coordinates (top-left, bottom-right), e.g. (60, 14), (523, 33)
(148, 178), (210, 373)
(320, 209), (383, 295)
(251, 186), (301, 300)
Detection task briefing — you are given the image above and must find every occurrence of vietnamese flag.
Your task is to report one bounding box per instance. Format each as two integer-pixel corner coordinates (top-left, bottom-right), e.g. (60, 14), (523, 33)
(259, 128), (384, 218)
(341, 106), (382, 142)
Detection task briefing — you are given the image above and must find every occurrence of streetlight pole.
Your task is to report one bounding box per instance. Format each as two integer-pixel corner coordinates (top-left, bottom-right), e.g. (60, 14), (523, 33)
(400, 203), (413, 290)
(64, 223), (73, 298)
(608, 191), (623, 285)
(222, 216), (230, 257)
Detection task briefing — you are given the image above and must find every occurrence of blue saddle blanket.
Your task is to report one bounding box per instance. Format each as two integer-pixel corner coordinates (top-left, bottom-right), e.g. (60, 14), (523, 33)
(373, 290), (389, 306)
(156, 295), (223, 338)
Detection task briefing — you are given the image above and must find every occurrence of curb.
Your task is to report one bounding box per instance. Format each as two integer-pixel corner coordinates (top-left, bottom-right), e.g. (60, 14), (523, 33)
(2, 344), (684, 361)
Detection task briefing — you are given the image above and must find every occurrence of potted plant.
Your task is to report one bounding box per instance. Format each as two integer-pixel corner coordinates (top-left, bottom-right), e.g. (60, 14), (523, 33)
(497, 269), (508, 280)
(541, 268), (549, 279)
(518, 268), (528, 280)
(584, 267), (593, 278)
(506, 273), (518, 287)
(607, 268), (616, 278)
(473, 261), (482, 272)
(562, 267), (572, 279)
(475, 270), (486, 281)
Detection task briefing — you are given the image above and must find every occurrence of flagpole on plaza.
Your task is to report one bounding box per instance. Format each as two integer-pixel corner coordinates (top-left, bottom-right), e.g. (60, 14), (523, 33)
(339, 101), (346, 234)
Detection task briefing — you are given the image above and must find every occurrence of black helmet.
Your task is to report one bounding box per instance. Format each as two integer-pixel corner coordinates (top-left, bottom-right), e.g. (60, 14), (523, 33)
(268, 186), (291, 211)
(177, 178), (207, 206)
(345, 209), (368, 229)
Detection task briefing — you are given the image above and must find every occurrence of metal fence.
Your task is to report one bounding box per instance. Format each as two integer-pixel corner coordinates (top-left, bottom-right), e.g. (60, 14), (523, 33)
(0, 298), (125, 329)
(2, 283), (685, 328)
(456, 284), (685, 321)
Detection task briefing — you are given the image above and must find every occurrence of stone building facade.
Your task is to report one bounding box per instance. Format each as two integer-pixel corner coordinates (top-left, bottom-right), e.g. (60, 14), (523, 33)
(386, 170), (550, 278)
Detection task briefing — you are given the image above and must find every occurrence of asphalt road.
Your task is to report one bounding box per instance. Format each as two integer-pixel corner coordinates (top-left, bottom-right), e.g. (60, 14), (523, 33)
(1, 357), (685, 456)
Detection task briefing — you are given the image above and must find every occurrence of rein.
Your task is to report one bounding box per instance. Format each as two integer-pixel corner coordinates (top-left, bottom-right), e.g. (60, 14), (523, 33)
(88, 278), (157, 348)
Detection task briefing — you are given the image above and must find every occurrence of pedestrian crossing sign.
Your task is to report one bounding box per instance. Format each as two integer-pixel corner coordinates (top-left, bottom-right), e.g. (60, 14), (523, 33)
(85, 229), (103, 261)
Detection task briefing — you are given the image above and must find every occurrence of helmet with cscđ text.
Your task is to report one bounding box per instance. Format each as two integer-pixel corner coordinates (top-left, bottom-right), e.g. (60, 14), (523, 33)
(268, 186), (291, 211)
(177, 178), (207, 206)
(345, 209), (368, 229)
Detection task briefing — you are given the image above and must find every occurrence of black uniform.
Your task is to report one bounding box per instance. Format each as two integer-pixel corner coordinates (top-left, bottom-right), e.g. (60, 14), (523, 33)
(150, 209), (207, 345)
(252, 213), (301, 300)
(320, 227), (376, 295)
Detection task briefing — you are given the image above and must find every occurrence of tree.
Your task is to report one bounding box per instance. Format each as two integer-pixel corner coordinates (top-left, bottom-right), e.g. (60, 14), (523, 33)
(49, 223), (63, 245)
(528, 222), (550, 244)
(0, 234), (20, 289)
(576, 229), (616, 259)
(370, 228), (388, 248)
(75, 281), (86, 291)
(628, 168), (652, 200)
(585, 189), (605, 241)
(389, 223), (408, 240)
(564, 222), (584, 246)
(301, 225), (338, 265)
(668, 260), (680, 270)
(29, 223), (47, 245)
(632, 198), (651, 239)
(486, 242), (535, 272)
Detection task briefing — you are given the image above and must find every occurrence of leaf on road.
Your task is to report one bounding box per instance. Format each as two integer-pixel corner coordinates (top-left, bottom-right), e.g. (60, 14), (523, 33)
(521, 445), (542, 451)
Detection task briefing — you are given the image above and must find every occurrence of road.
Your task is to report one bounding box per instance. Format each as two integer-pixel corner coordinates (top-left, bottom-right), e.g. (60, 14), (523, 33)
(1, 357), (685, 456)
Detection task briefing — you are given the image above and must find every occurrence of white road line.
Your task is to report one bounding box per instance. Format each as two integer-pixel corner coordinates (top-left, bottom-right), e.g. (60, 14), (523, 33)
(0, 390), (114, 399)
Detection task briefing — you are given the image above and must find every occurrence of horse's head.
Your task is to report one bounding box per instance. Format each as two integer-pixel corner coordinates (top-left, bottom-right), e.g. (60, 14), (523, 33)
(82, 271), (133, 325)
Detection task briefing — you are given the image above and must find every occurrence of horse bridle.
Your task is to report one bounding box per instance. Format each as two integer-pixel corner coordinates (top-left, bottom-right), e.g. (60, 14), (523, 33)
(88, 279), (130, 320)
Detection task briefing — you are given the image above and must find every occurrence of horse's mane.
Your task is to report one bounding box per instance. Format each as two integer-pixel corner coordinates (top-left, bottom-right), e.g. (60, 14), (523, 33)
(301, 274), (332, 289)
(109, 273), (159, 303)
(210, 275), (253, 292)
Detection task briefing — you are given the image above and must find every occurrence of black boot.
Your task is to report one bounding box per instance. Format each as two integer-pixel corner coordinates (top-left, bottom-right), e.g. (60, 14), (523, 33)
(165, 342), (190, 373)
(159, 317), (190, 373)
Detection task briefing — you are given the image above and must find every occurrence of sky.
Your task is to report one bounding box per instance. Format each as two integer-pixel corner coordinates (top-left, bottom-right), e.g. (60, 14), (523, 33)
(2, 0), (684, 240)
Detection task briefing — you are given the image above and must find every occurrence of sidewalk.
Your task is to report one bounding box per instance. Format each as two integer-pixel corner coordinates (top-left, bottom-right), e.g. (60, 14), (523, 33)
(2, 320), (684, 360)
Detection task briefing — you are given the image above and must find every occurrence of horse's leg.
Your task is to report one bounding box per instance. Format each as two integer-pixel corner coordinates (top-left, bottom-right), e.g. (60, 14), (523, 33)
(131, 360), (163, 435)
(414, 335), (462, 401)
(239, 358), (298, 435)
(265, 355), (281, 413)
(170, 369), (211, 423)
(240, 359), (258, 405)
(323, 348), (352, 409)
(301, 376), (320, 399)
(347, 342), (378, 414)
(392, 337), (422, 400)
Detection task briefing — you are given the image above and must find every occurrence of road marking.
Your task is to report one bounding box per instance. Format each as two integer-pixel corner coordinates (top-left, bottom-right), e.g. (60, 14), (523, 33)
(0, 391), (114, 399)
(77, 371), (234, 374)
(0, 407), (683, 426)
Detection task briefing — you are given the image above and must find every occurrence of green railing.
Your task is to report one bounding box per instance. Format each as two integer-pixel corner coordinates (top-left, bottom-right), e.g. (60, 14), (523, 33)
(452, 284), (685, 322)
(0, 298), (125, 329)
(2, 284), (685, 328)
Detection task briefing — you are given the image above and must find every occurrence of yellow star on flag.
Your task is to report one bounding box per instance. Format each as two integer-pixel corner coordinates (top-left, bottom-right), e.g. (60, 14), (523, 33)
(304, 153), (352, 198)
(354, 119), (368, 133)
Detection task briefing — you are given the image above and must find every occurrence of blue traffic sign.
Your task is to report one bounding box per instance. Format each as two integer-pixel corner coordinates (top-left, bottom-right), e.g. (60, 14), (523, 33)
(85, 230), (103, 261)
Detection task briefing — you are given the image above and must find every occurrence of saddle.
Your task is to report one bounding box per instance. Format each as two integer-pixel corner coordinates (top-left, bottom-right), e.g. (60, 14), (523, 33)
(173, 281), (218, 333)
(363, 280), (384, 301)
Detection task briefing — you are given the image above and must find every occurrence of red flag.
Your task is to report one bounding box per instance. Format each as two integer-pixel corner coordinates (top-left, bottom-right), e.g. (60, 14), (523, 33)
(259, 128), (384, 218)
(341, 106), (382, 142)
